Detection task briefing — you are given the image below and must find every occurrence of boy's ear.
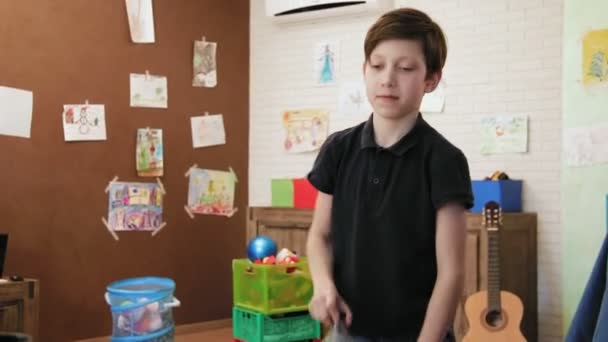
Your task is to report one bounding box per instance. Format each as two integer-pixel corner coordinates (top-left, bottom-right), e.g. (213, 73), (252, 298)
(424, 71), (442, 93)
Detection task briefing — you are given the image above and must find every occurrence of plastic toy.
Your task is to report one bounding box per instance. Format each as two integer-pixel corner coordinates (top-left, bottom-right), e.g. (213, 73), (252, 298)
(247, 236), (278, 261)
(134, 301), (162, 333)
(276, 248), (299, 264)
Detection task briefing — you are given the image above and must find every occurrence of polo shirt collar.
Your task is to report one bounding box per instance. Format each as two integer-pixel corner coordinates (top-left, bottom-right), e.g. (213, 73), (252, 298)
(360, 113), (426, 156)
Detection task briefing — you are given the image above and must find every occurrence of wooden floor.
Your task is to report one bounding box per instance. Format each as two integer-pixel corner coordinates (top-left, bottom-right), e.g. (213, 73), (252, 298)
(78, 319), (326, 341)
(176, 327), (233, 341)
(77, 319), (234, 342)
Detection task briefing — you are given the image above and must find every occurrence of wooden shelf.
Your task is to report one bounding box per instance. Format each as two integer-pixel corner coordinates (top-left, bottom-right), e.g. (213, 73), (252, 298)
(0, 278), (39, 341)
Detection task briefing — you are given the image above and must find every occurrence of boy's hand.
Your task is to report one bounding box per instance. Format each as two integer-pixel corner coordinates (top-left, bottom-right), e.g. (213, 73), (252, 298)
(308, 283), (353, 327)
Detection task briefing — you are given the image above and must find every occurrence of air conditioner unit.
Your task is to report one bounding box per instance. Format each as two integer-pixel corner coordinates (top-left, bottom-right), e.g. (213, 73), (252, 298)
(265, 0), (394, 23)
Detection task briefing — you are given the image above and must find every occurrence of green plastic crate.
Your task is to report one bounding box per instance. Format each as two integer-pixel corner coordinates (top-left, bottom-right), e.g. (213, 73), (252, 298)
(232, 306), (321, 342)
(232, 258), (313, 315)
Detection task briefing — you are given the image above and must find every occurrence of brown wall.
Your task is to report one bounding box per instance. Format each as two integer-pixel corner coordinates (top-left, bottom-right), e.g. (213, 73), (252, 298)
(0, 1), (249, 341)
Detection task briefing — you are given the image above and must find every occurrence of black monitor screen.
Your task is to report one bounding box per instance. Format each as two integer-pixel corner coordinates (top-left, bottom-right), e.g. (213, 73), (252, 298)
(0, 234), (7, 278)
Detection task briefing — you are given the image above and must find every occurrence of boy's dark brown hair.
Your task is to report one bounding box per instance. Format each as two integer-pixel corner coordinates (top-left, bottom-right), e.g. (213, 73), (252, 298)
(364, 8), (447, 78)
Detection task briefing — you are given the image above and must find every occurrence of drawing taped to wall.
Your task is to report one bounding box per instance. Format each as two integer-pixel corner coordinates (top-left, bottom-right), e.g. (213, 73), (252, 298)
(104, 178), (166, 238)
(185, 166), (238, 217)
(125, 0), (155, 43)
(314, 41), (339, 85)
(582, 28), (608, 86)
(130, 72), (168, 108)
(136, 128), (163, 176)
(282, 108), (329, 153)
(479, 115), (528, 154)
(62, 104), (107, 141)
(193, 39), (218, 88)
(337, 80), (372, 117)
(191, 114), (225, 148)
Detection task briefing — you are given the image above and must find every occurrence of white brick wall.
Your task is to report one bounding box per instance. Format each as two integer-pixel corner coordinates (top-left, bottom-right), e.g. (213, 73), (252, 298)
(249, 1), (562, 341)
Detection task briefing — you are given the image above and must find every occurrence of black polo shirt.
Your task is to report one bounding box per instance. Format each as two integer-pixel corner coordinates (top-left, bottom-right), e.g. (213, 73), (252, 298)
(307, 113), (474, 339)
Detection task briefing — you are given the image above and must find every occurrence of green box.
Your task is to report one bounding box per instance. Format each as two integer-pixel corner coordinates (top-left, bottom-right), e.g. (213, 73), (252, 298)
(232, 258), (313, 315)
(232, 306), (321, 342)
(271, 179), (294, 207)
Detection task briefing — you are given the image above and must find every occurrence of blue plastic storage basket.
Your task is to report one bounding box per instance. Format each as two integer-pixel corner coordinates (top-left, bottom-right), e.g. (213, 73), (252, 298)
(105, 277), (180, 342)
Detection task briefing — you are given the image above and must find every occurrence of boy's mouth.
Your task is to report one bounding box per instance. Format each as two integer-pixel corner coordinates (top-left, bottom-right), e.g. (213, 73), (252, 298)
(376, 95), (399, 100)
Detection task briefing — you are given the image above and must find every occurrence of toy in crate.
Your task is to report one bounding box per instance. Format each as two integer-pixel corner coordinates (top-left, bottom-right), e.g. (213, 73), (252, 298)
(105, 277), (180, 342)
(233, 236), (321, 341)
(234, 236), (313, 315)
(246, 235), (299, 265)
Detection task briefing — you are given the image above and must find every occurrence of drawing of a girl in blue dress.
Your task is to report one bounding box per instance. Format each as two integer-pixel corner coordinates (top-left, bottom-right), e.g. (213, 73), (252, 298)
(319, 44), (335, 84)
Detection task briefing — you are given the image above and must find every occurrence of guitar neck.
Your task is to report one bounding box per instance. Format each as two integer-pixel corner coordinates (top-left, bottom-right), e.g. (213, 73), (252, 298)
(487, 227), (502, 311)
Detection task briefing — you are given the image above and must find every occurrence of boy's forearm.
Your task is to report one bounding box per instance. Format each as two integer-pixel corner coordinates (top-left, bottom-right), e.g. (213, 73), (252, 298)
(417, 272), (463, 342)
(306, 232), (334, 288)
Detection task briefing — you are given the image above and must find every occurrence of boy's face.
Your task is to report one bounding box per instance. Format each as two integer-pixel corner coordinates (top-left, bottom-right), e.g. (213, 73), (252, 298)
(363, 39), (440, 120)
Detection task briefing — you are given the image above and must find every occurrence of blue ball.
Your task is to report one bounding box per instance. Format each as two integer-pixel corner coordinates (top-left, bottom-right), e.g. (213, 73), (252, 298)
(247, 236), (278, 261)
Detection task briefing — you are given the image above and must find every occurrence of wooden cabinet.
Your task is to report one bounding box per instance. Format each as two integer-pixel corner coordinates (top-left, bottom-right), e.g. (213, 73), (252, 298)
(247, 208), (314, 257)
(247, 207), (537, 342)
(0, 279), (39, 341)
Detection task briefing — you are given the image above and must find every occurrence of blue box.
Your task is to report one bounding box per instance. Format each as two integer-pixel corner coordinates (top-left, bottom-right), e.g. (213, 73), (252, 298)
(471, 180), (522, 213)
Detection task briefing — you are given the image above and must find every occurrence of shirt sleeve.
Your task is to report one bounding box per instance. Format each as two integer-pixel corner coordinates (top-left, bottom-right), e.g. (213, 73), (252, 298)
(307, 133), (339, 195)
(430, 149), (474, 210)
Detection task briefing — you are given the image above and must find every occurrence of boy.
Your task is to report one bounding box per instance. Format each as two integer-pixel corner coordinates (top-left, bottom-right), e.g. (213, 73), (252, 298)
(306, 7), (474, 342)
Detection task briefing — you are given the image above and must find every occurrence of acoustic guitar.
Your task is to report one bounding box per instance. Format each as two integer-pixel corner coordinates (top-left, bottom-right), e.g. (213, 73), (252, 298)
(462, 201), (526, 342)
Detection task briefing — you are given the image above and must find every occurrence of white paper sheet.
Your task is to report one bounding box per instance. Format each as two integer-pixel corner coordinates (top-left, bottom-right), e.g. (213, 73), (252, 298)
(565, 125), (608, 167)
(337, 80), (372, 117)
(0, 86), (33, 138)
(125, 0), (155, 43)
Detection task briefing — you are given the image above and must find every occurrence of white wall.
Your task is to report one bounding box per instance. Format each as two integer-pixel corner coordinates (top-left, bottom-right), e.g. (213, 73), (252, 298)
(249, 1), (562, 341)
(561, 0), (608, 333)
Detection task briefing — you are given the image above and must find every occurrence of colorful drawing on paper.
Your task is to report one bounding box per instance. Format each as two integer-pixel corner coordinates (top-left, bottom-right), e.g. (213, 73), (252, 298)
(187, 167), (237, 217)
(130, 73), (168, 108)
(107, 181), (163, 231)
(282, 109), (329, 153)
(314, 41), (339, 85)
(125, 0), (155, 43)
(136, 128), (163, 176)
(193, 40), (218, 88)
(62, 104), (107, 141)
(480, 115), (528, 155)
(582, 28), (608, 86)
(191, 114), (226, 148)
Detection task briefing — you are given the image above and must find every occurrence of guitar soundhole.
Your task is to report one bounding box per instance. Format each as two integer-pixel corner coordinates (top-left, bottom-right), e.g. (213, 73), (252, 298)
(485, 309), (504, 328)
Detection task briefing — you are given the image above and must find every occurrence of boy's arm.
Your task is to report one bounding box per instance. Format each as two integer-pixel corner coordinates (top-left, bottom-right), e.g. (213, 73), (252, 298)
(306, 191), (334, 289)
(418, 202), (467, 342)
(307, 191), (353, 326)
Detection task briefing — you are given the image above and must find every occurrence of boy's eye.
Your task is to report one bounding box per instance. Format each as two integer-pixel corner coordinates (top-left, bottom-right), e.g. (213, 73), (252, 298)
(400, 67), (414, 71)
(370, 64), (382, 69)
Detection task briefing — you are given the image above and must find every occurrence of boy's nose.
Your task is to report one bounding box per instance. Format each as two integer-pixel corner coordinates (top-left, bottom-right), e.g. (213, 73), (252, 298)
(380, 71), (396, 87)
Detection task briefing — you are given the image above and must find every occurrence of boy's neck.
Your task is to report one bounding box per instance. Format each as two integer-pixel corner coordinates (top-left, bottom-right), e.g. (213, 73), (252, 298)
(372, 111), (419, 148)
